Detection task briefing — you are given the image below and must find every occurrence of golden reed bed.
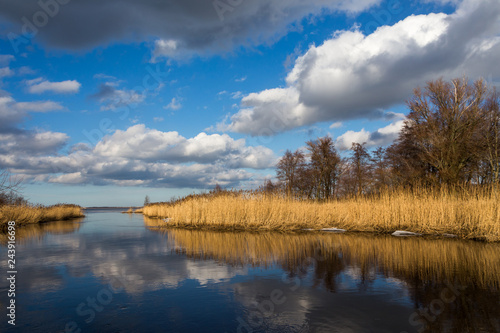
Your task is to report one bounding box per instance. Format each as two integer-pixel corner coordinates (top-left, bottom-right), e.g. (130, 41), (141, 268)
(143, 187), (500, 242)
(144, 223), (500, 289)
(0, 204), (85, 231)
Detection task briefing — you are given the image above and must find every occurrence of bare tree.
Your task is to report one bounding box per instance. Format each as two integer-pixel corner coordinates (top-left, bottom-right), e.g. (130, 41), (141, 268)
(295, 164), (316, 199)
(260, 179), (278, 195)
(306, 136), (341, 200)
(0, 169), (23, 206)
(371, 146), (389, 192)
(386, 126), (436, 187)
(276, 150), (306, 197)
(350, 143), (372, 196)
(401, 77), (487, 185)
(275, 78), (500, 196)
(479, 88), (500, 185)
(0, 170), (21, 193)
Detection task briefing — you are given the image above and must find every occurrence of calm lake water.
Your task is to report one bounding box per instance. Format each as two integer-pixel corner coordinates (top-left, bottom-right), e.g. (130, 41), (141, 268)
(0, 209), (499, 332)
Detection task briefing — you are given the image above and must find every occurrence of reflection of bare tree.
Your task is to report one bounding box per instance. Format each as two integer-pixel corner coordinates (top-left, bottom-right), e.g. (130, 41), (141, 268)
(151, 226), (500, 287)
(147, 223), (500, 332)
(311, 249), (345, 292)
(278, 243), (347, 293)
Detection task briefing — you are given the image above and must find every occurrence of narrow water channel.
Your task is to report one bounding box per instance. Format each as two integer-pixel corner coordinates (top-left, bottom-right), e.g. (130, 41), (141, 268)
(0, 209), (499, 332)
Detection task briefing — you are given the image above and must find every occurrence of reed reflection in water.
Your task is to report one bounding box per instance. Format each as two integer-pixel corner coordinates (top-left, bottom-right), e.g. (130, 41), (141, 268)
(0, 218), (83, 246)
(146, 217), (500, 333)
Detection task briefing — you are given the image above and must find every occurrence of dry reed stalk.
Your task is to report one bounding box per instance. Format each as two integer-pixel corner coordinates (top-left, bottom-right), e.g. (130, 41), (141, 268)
(0, 204), (85, 230)
(143, 187), (500, 242)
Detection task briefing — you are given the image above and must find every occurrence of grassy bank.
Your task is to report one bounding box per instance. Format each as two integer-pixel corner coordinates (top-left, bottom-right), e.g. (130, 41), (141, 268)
(143, 187), (500, 242)
(0, 204), (85, 231)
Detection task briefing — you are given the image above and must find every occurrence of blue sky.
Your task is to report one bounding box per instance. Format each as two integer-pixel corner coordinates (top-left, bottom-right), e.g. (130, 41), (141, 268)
(0, 0), (499, 206)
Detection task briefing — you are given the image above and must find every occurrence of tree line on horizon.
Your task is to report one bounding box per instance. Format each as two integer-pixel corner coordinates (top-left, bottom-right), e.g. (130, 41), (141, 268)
(266, 77), (500, 199)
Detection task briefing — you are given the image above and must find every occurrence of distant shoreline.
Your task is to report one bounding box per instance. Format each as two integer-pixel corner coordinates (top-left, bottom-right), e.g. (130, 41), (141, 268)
(83, 207), (142, 210)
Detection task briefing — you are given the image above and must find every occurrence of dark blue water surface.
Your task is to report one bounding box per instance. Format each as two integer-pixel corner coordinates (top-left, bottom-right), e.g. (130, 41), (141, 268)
(0, 210), (499, 332)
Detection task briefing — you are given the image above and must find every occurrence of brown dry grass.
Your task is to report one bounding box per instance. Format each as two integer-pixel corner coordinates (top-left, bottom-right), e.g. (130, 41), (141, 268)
(0, 204), (85, 231)
(143, 186), (500, 242)
(122, 207), (134, 214)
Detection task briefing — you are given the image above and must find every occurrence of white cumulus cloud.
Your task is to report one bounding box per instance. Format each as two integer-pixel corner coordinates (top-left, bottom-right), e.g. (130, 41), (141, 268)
(27, 78), (81, 94)
(164, 97), (182, 110)
(220, 0), (500, 135)
(335, 120), (405, 150)
(0, 124), (276, 188)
